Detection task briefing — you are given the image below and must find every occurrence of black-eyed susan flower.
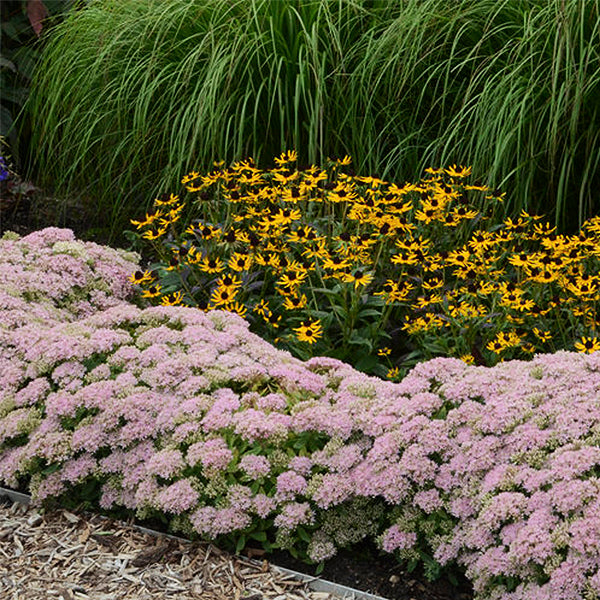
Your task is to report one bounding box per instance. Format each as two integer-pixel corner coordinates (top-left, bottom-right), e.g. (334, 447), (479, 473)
(533, 222), (557, 237)
(187, 223), (221, 240)
(422, 276), (444, 291)
(199, 256), (225, 274)
(155, 192), (181, 206)
(129, 270), (154, 285)
(274, 150), (297, 166)
(322, 254), (352, 271)
(342, 269), (374, 289)
(160, 291), (184, 306)
(182, 172), (202, 191)
(566, 277), (599, 298)
(328, 183), (357, 203)
(216, 274), (242, 291)
(224, 302), (247, 318)
(574, 336), (600, 354)
(141, 226), (167, 240)
(252, 299), (271, 318)
(486, 338), (506, 354)
(141, 285), (162, 299)
(377, 347), (391, 357)
(229, 252), (253, 272)
(521, 342), (536, 354)
(209, 286), (239, 308)
(283, 294), (308, 310)
(445, 165), (472, 178)
(301, 239), (328, 260)
(131, 210), (163, 229)
(278, 268), (309, 288)
(452, 205), (479, 221)
(447, 248), (471, 267)
(386, 366), (400, 379)
(264, 312), (282, 328)
(335, 155), (352, 166)
(294, 319), (323, 343)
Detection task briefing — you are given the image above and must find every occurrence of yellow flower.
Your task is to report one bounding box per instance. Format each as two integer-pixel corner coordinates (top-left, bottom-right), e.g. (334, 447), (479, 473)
(422, 277), (444, 290)
(327, 183), (357, 203)
(274, 150), (297, 166)
(224, 302), (247, 318)
(131, 210), (163, 230)
(377, 347), (391, 357)
(341, 269), (374, 289)
(229, 252), (253, 272)
(521, 342), (536, 354)
(574, 336), (600, 354)
(386, 367), (400, 379)
(253, 299), (271, 318)
(271, 207), (302, 226)
(335, 155), (352, 166)
(302, 239), (328, 260)
(283, 294), (308, 310)
(444, 165), (472, 178)
(294, 319), (323, 343)
(566, 277), (599, 298)
(460, 354), (475, 365)
(141, 226), (167, 240)
(209, 286), (239, 307)
(264, 312), (282, 328)
(278, 268), (309, 288)
(187, 223), (221, 240)
(452, 206), (479, 221)
(141, 285), (162, 299)
(199, 256), (225, 274)
(160, 291), (184, 306)
(322, 254), (352, 271)
(216, 274), (242, 291)
(154, 193), (180, 206)
(486, 339), (506, 354)
(446, 248), (471, 267)
(129, 270), (154, 285)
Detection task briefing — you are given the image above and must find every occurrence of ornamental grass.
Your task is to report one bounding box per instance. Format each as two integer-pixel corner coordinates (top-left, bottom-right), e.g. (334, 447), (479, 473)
(23, 0), (600, 239)
(129, 153), (600, 379)
(1, 229), (600, 599)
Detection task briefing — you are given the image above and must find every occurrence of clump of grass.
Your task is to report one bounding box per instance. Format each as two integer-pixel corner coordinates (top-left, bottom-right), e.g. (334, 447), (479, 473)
(23, 0), (371, 239)
(129, 152), (600, 379)
(24, 0), (600, 240)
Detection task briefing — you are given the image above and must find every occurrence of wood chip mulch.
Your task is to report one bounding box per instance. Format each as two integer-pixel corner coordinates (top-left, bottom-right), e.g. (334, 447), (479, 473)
(0, 499), (347, 600)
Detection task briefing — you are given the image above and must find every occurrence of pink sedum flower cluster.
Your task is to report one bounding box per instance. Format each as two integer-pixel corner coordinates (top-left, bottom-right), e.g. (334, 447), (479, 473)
(0, 228), (138, 332)
(1, 228), (600, 600)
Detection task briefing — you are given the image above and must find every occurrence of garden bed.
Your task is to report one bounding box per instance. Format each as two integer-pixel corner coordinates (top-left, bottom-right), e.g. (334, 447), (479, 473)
(0, 490), (470, 600)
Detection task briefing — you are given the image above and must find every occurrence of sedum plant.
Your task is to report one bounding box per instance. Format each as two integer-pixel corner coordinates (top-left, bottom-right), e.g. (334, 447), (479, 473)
(130, 153), (600, 379)
(0, 227), (139, 330)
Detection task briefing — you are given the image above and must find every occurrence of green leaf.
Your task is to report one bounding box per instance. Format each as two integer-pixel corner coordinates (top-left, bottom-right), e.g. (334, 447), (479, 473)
(354, 354), (378, 373)
(297, 526), (311, 543)
(235, 534), (246, 554)
(250, 531), (267, 542)
(357, 308), (382, 319)
(310, 286), (341, 297)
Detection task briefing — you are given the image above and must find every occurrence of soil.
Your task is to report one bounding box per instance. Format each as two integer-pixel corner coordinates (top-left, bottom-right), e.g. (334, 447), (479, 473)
(0, 190), (475, 600)
(269, 544), (473, 600)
